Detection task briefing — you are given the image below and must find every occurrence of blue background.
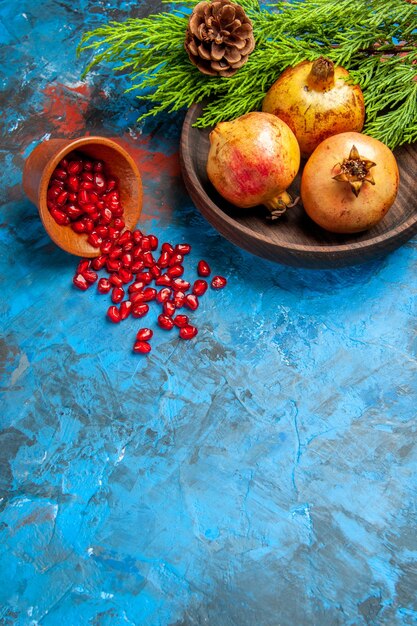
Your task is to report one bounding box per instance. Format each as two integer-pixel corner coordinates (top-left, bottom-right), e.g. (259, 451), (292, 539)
(1, 1), (417, 624)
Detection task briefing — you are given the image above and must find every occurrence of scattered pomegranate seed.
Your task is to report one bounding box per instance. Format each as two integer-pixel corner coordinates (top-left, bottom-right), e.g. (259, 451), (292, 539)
(107, 305), (121, 323)
(111, 287), (125, 304)
(132, 303), (149, 318)
(136, 328), (153, 341)
(163, 301), (176, 317)
(197, 260), (211, 277)
(73, 273), (89, 290)
(158, 314), (175, 330)
(179, 325), (198, 340)
(48, 151), (228, 355)
(97, 278), (111, 294)
(211, 276), (227, 289)
(192, 280), (208, 296)
(185, 294), (199, 310)
(120, 300), (132, 320)
(133, 340), (151, 354)
(173, 314), (189, 328)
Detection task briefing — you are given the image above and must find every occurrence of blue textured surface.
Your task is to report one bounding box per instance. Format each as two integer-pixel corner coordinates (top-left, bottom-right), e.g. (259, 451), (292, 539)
(1, 2), (417, 625)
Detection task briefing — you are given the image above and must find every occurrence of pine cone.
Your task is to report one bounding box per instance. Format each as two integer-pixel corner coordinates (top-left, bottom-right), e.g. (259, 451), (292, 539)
(185, 0), (255, 77)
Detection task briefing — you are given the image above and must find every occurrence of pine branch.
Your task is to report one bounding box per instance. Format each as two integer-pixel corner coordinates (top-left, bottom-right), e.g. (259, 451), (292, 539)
(77, 0), (417, 150)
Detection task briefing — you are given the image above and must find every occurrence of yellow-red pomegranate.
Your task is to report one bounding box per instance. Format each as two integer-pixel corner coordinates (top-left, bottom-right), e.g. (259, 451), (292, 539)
(301, 132), (400, 233)
(262, 57), (365, 158)
(206, 111), (300, 219)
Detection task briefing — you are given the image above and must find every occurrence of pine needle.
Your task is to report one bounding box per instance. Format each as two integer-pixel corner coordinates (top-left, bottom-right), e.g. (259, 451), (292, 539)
(77, 0), (417, 150)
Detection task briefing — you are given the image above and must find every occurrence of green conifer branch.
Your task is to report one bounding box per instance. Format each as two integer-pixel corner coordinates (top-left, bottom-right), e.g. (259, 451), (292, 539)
(77, 0), (417, 150)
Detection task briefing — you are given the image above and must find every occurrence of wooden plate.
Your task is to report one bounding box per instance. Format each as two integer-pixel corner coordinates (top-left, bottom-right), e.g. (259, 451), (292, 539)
(180, 103), (417, 268)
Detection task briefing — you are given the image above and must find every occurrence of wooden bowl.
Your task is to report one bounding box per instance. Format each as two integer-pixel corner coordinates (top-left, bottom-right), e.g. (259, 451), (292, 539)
(180, 103), (417, 268)
(23, 136), (143, 258)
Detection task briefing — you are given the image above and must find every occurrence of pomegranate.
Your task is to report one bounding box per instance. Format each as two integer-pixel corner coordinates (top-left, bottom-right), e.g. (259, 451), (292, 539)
(262, 57), (365, 158)
(207, 112), (300, 219)
(301, 132), (399, 233)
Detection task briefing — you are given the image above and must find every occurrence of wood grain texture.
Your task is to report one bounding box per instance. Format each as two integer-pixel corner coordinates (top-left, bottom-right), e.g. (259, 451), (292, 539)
(23, 136), (143, 258)
(180, 103), (417, 268)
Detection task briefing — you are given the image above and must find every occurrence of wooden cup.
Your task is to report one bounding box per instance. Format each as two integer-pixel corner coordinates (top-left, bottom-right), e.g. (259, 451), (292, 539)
(23, 136), (143, 258)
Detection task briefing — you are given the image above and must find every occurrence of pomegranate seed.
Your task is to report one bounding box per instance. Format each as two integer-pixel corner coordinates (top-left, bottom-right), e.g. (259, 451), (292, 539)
(118, 230), (132, 246)
(157, 251), (170, 268)
(121, 253), (132, 268)
(91, 255), (107, 270)
(106, 177), (117, 191)
(120, 300), (132, 320)
(53, 168), (67, 180)
(109, 274), (123, 287)
(173, 314), (189, 328)
(132, 303), (149, 318)
(109, 246), (123, 260)
(50, 208), (70, 225)
(59, 158), (68, 169)
(80, 181), (95, 191)
(128, 281), (145, 294)
(162, 243), (174, 254)
(111, 287), (125, 303)
(47, 186), (61, 200)
(169, 253), (183, 267)
(137, 271), (152, 285)
(122, 241), (134, 253)
(197, 260), (211, 277)
(89, 191), (100, 205)
(83, 218), (94, 233)
(107, 227), (120, 241)
(77, 260), (90, 274)
(211, 275), (227, 289)
(82, 171), (94, 183)
(119, 268), (133, 284)
(107, 306), (121, 323)
(87, 232), (102, 248)
(55, 194), (70, 210)
(163, 301), (176, 317)
(158, 314), (174, 330)
(155, 274), (171, 286)
(101, 208), (113, 224)
(83, 269), (98, 284)
(142, 251), (155, 267)
(68, 192), (77, 202)
(98, 240), (111, 255)
(133, 230), (142, 244)
(67, 176), (79, 192)
(73, 273), (89, 290)
(78, 190), (89, 204)
(136, 328), (153, 341)
(149, 235), (158, 250)
(179, 325), (198, 340)
(95, 225), (109, 238)
(172, 278), (190, 292)
(106, 259), (122, 273)
(93, 160), (104, 172)
(141, 237), (151, 251)
(185, 294), (199, 310)
(97, 278), (111, 294)
(66, 204), (83, 220)
(133, 340), (151, 354)
(167, 265), (184, 278)
(132, 258), (144, 271)
(72, 220), (86, 233)
(142, 287), (157, 302)
(114, 218), (125, 230)
(94, 173), (106, 192)
(150, 265), (161, 278)
(68, 160), (82, 174)
(83, 160), (93, 172)
(173, 291), (186, 308)
(175, 243), (191, 255)
(156, 287), (172, 303)
(192, 279), (208, 296)
(130, 291), (145, 304)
